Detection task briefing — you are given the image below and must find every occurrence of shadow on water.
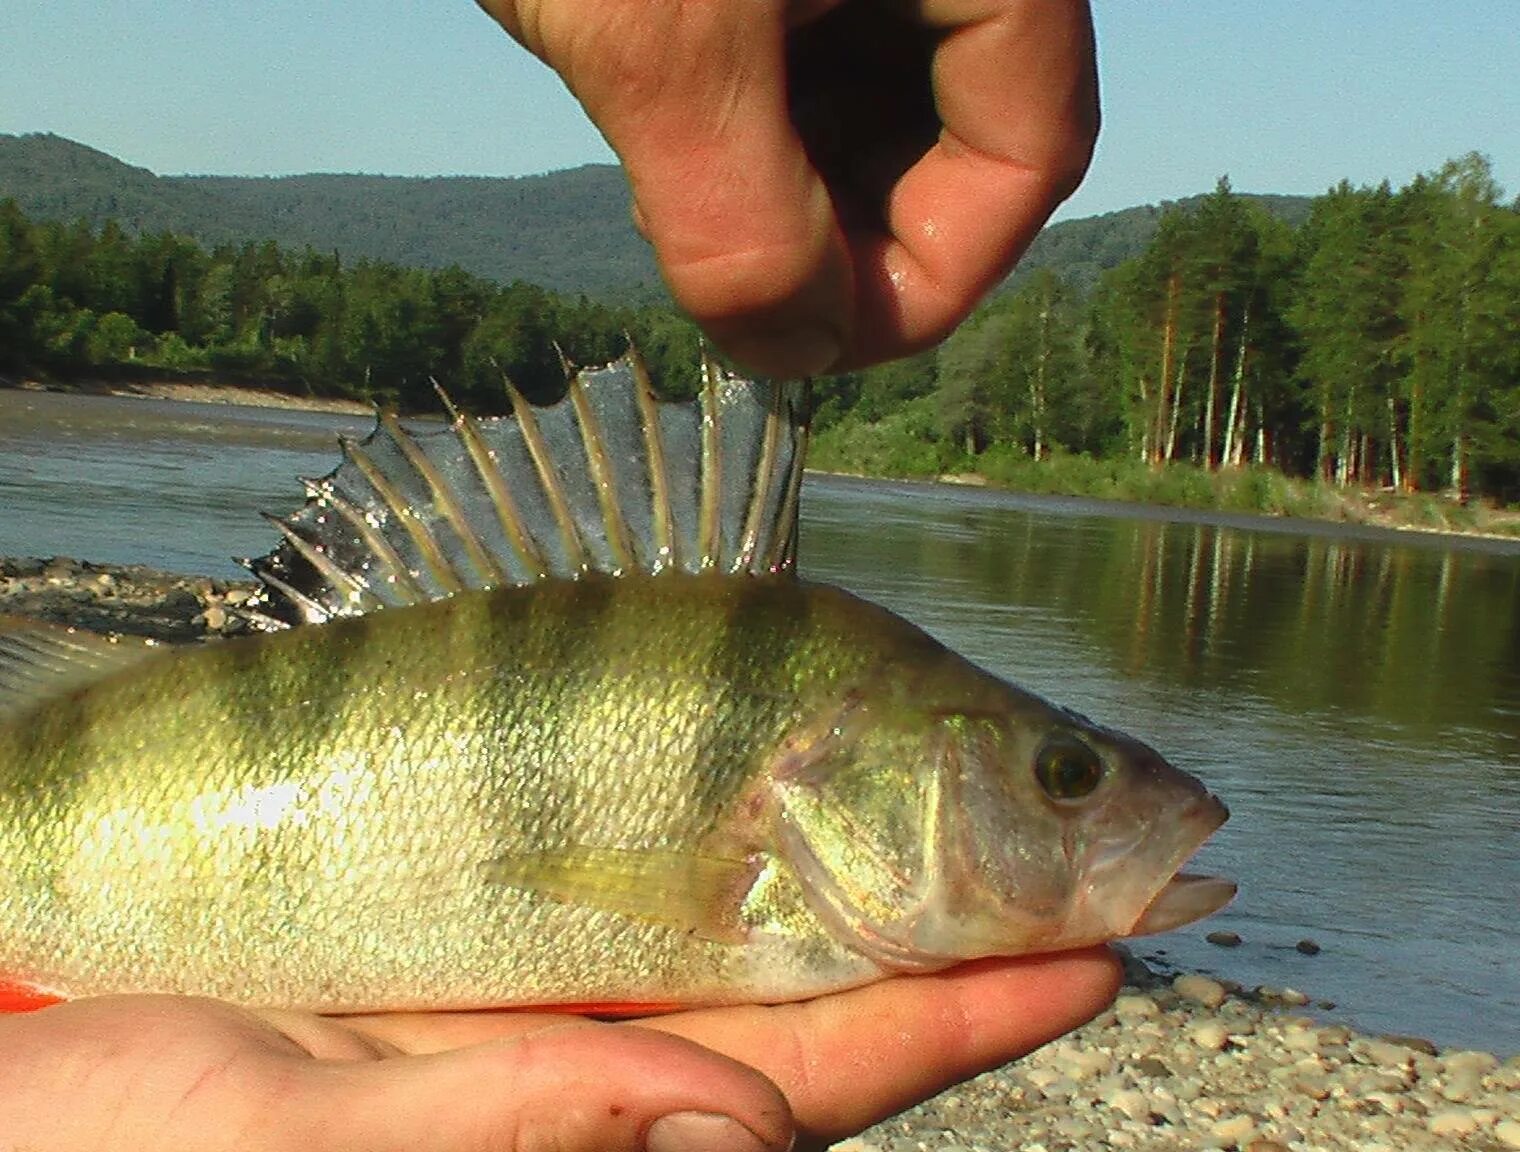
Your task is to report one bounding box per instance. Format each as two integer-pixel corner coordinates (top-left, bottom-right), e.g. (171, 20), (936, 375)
(3, 392), (1518, 1052)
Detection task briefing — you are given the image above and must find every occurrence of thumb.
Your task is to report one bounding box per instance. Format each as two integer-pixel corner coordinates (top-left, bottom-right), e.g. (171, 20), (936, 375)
(486, 0), (852, 376)
(306, 1020), (795, 1152)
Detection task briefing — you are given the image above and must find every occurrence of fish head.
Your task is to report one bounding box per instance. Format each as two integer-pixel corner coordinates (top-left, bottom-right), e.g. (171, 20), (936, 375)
(936, 698), (1235, 955)
(773, 670), (1233, 970)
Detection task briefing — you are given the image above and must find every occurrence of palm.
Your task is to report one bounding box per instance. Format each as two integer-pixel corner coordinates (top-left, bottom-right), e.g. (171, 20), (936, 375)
(0, 949), (1116, 1151)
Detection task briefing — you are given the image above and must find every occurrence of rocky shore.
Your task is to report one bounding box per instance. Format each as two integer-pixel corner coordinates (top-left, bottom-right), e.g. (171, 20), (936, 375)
(848, 953), (1520, 1151)
(4, 557), (1517, 1151)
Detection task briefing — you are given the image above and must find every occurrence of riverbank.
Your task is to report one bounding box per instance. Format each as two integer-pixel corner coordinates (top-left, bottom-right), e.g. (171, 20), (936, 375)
(3, 375), (373, 416)
(853, 955), (1520, 1152)
(10, 375), (1519, 543)
(4, 557), (1518, 1150)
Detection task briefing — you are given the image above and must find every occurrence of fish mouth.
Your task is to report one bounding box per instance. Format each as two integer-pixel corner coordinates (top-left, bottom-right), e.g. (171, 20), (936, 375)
(1129, 871), (1237, 936)
(1124, 791), (1234, 937)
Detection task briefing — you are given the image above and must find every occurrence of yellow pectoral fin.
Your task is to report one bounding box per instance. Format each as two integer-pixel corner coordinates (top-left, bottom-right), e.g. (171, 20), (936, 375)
(484, 847), (760, 944)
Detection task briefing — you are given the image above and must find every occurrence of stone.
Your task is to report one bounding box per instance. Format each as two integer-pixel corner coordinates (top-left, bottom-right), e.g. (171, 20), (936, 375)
(1254, 984), (1310, 1006)
(1280, 1025), (1321, 1054)
(1294, 938), (1321, 955)
(1187, 1020), (1231, 1051)
(1133, 1056), (1173, 1079)
(1064, 1048), (1112, 1080)
(1209, 1114), (1257, 1148)
(1442, 1049), (1501, 1076)
(1428, 1109), (1479, 1137)
(1440, 1070), (1486, 1101)
(1113, 994), (1159, 1021)
(1206, 930), (1243, 947)
(1352, 1038), (1417, 1068)
(1379, 1033), (1439, 1055)
(1174, 973), (1228, 1008)
(1245, 1142), (1291, 1152)
(1107, 1088), (1153, 1124)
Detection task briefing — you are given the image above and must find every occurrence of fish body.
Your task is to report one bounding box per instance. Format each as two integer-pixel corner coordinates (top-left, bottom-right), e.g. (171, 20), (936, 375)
(0, 355), (1232, 1011)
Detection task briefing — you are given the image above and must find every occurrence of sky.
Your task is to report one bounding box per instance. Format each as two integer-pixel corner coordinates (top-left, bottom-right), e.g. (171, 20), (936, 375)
(2, 1), (1517, 223)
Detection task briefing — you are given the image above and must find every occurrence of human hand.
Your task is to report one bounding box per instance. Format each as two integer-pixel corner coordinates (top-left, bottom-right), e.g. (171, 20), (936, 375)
(475, 0), (1098, 376)
(0, 948), (1118, 1151)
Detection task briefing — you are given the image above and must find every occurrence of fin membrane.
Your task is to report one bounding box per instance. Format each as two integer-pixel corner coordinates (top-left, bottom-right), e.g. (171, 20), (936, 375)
(0, 615), (162, 722)
(246, 348), (810, 628)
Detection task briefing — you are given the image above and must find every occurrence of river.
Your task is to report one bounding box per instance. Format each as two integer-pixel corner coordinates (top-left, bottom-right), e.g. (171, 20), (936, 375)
(2, 387), (1518, 1054)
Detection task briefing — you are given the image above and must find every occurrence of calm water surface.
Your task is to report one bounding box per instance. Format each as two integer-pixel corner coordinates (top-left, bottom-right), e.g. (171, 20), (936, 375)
(2, 388), (1518, 1054)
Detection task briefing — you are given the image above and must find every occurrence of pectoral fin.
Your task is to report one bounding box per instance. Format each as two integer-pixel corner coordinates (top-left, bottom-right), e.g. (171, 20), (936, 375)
(484, 847), (760, 944)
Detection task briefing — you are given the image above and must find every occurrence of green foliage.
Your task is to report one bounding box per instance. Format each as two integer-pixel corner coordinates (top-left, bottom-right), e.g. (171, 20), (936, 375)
(812, 159), (1520, 507)
(0, 196), (703, 412)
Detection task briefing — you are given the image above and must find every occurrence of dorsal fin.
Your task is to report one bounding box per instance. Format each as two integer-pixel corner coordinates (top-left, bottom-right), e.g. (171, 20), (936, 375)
(244, 347), (810, 629)
(0, 616), (163, 721)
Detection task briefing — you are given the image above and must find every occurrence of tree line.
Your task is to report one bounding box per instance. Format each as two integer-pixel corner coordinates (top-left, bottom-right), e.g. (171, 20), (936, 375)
(2, 152), (1517, 502)
(0, 204), (704, 411)
(812, 154), (1520, 502)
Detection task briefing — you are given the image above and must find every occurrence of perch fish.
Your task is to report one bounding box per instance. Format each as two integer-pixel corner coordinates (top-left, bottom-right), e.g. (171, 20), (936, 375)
(0, 352), (1233, 1013)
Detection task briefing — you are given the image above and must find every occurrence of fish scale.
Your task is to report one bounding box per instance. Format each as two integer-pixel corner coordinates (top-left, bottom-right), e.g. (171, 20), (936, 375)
(0, 351), (1233, 1012)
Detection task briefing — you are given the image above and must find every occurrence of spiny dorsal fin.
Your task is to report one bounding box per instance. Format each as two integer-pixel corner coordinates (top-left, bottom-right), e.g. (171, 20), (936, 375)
(0, 616), (163, 722)
(244, 347), (810, 628)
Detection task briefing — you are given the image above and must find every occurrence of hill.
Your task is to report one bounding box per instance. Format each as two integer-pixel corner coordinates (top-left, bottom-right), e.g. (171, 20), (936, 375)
(0, 132), (1314, 300)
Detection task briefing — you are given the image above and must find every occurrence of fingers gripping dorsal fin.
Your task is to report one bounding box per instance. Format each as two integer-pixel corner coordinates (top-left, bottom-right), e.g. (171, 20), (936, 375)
(244, 347), (810, 629)
(0, 615), (164, 722)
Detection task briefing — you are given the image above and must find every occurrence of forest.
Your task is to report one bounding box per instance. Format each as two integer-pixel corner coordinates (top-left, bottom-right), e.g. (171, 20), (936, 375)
(1, 152), (1517, 503)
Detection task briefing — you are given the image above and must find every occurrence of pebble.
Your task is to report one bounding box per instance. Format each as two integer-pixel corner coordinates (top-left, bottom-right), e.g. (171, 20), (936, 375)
(1254, 985), (1311, 1007)
(1209, 1114), (1257, 1148)
(1206, 930), (1243, 947)
(1175, 973), (1228, 1009)
(1114, 994), (1160, 1021)
(1428, 1109), (1480, 1137)
(1295, 939), (1322, 955)
(1187, 1020), (1232, 1051)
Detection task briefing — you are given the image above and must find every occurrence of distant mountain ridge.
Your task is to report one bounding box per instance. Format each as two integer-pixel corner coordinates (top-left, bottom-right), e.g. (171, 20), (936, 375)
(0, 133), (1314, 300)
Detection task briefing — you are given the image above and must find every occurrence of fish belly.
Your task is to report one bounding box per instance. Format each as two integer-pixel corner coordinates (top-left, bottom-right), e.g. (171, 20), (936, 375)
(0, 578), (889, 1010)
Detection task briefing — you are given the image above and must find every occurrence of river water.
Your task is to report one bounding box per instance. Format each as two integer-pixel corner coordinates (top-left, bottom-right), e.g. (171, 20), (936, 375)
(2, 388), (1518, 1054)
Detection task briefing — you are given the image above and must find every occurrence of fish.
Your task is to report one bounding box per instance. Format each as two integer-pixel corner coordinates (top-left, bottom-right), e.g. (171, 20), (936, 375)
(0, 351), (1233, 1014)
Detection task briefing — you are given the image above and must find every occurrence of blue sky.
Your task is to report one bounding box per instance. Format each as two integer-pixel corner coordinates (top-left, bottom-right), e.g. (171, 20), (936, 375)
(3, 1), (1516, 222)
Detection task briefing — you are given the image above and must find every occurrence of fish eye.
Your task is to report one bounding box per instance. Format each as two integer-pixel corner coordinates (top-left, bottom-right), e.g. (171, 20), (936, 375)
(1034, 736), (1105, 802)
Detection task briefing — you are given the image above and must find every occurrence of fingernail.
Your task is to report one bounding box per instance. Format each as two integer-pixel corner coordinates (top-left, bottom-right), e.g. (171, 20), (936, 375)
(646, 1111), (776, 1152)
(722, 322), (842, 378)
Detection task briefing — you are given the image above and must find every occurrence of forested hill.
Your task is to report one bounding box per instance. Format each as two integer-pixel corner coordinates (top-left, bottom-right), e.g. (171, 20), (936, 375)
(0, 133), (654, 297)
(0, 132), (1312, 299)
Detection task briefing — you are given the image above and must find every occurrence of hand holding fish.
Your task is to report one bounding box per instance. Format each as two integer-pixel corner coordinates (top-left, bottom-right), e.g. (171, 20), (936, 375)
(474, 0), (1099, 375)
(0, 952), (1117, 1151)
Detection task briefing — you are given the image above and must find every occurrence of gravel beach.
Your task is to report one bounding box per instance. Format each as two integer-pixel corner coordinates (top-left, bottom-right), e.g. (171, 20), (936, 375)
(4, 557), (1517, 1152)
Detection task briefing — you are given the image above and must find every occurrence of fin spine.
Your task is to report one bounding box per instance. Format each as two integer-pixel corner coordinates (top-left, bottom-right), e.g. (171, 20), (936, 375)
(506, 383), (590, 574)
(735, 387), (786, 574)
(375, 413), (469, 594)
(298, 481), (416, 610)
(260, 512), (376, 614)
(630, 349), (677, 572)
(767, 385), (810, 573)
(382, 408), (505, 586)
(436, 394), (550, 581)
(341, 433), (458, 597)
(698, 362), (722, 570)
(568, 377), (637, 573)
